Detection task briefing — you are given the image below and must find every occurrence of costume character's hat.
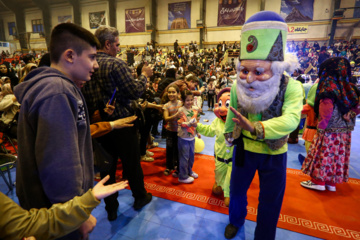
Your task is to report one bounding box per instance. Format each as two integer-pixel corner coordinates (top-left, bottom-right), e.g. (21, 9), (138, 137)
(240, 11), (287, 61)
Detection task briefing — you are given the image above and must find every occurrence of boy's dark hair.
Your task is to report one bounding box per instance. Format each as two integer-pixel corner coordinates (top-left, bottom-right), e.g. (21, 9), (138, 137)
(181, 89), (193, 102)
(50, 23), (100, 63)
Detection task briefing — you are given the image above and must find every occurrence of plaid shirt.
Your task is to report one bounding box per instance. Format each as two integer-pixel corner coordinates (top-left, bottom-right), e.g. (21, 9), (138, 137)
(82, 52), (146, 120)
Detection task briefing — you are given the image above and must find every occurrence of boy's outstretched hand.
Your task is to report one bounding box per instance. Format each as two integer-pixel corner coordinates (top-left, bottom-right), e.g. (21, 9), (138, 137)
(92, 175), (128, 201)
(112, 115), (137, 129)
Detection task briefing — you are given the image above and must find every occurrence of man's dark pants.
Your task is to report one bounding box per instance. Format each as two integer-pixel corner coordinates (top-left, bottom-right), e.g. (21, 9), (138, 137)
(98, 125), (147, 213)
(229, 148), (287, 240)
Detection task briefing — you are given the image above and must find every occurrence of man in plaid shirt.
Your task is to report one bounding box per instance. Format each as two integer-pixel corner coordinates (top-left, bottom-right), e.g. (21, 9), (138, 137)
(82, 25), (153, 221)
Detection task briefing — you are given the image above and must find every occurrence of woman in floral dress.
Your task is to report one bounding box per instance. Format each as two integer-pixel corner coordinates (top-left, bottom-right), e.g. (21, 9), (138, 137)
(301, 57), (360, 192)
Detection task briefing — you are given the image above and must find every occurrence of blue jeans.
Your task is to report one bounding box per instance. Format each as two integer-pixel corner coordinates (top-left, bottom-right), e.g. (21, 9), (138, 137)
(178, 137), (195, 180)
(229, 147), (287, 240)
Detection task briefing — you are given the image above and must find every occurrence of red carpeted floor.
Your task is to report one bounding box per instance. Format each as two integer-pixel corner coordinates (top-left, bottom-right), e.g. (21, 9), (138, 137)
(115, 147), (360, 240)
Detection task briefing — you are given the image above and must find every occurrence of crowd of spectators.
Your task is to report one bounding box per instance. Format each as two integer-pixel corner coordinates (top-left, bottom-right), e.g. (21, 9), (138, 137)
(2, 38), (360, 120)
(2, 38), (360, 95)
(287, 39), (360, 84)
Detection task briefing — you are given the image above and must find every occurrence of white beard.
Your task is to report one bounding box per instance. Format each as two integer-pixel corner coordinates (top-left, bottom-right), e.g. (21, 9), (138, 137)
(236, 74), (281, 114)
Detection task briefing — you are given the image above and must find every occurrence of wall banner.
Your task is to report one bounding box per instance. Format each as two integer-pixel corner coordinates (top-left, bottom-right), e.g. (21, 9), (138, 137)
(288, 25), (308, 34)
(168, 2), (191, 30)
(125, 8), (145, 33)
(217, 0), (246, 27)
(280, 0), (314, 22)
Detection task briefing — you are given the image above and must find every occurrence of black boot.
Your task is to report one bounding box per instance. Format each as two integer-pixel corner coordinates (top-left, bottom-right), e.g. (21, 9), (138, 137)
(133, 193), (153, 210)
(224, 223), (239, 239)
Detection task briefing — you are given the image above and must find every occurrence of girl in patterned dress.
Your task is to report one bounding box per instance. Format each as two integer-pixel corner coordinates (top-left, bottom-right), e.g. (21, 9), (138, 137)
(301, 57), (360, 192)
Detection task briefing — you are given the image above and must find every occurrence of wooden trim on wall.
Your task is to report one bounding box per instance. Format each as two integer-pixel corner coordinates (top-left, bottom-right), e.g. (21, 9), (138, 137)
(286, 18), (360, 27)
(206, 26), (242, 31)
(157, 28), (200, 34)
(119, 32), (152, 36)
(119, 35), (360, 49)
(286, 37), (330, 41)
(338, 18), (360, 24)
(29, 39), (46, 43)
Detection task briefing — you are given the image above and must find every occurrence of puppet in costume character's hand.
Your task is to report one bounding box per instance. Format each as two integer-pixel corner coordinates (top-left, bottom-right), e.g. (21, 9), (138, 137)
(196, 88), (233, 207)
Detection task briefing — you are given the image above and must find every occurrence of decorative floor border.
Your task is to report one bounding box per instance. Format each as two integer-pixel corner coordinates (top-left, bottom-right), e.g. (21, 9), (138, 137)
(145, 182), (360, 239)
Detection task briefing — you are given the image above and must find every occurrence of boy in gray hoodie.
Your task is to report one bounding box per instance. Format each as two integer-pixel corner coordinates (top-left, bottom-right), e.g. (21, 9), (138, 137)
(14, 23), (100, 240)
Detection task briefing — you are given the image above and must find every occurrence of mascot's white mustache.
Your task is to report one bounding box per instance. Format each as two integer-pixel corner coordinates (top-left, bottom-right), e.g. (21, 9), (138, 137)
(238, 77), (277, 98)
(236, 74), (281, 114)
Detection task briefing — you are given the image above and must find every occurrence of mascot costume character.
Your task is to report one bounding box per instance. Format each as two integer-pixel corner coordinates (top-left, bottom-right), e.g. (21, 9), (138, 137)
(196, 88), (233, 207)
(223, 11), (303, 239)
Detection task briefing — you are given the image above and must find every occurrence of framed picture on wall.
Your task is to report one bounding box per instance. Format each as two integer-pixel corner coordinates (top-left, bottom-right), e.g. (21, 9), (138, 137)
(89, 11), (106, 29)
(168, 2), (191, 30)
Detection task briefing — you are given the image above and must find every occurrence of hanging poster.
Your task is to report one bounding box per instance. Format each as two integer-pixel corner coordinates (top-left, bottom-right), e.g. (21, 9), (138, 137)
(168, 2), (191, 30)
(217, 0), (246, 26)
(125, 8), (145, 33)
(58, 15), (72, 24)
(280, 0), (314, 22)
(89, 11), (106, 29)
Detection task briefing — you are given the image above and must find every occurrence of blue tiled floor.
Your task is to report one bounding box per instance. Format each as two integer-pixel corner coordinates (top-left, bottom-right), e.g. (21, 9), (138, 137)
(1, 107), (360, 240)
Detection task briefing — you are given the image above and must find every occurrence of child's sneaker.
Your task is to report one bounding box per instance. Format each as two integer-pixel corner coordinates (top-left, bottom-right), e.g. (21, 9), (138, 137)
(164, 169), (171, 176)
(178, 176), (194, 183)
(141, 155), (154, 162)
(190, 172), (198, 179)
(300, 180), (325, 191)
(148, 142), (159, 148)
(146, 150), (154, 157)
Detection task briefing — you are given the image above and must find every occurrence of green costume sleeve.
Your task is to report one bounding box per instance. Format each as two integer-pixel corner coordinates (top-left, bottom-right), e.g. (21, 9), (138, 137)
(197, 122), (216, 137)
(0, 190), (100, 240)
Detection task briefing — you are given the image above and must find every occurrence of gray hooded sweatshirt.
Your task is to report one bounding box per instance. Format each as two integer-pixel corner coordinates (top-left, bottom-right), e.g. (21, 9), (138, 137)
(14, 67), (94, 213)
